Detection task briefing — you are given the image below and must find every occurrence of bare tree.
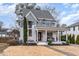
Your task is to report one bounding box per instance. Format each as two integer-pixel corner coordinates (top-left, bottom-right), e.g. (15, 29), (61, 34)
(0, 21), (3, 30)
(35, 6), (41, 10)
(61, 24), (67, 27)
(44, 6), (60, 27)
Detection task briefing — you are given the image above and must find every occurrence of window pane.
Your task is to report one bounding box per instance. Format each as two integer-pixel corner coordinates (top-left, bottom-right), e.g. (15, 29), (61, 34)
(28, 21), (32, 28)
(29, 29), (32, 36)
(73, 27), (75, 31)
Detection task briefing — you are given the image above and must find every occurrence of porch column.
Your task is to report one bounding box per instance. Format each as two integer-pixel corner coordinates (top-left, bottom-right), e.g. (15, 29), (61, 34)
(45, 30), (47, 41)
(57, 30), (60, 42)
(36, 30), (38, 42)
(66, 30), (68, 41)
(60, 31), (61, 41)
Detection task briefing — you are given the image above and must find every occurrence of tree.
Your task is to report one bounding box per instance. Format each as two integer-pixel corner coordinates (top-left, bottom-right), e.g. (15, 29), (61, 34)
(61, 24), (67, 27)
(35, 6), (41, 10)
(44, 6), (60, 27)
(23, 17), (28, 44)
(26, 3), (36, 9)
(11, 29), (20, 40)
(0, 21), (3, 30)
(61, 35), (66, 41)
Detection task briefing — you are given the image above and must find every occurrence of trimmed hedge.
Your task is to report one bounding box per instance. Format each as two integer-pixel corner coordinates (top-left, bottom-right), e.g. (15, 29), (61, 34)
(71, 34), (75, 44)
(68, 34), (75, 44)
(66, 39), (70, 44)
(61, 35), (66, 41)
(48, 39), (52, 45)
(76, 35), (79, 44)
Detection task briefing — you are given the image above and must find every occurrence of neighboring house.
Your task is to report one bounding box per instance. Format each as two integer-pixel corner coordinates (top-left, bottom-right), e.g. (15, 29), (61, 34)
(63, 22), (79, 41)
(0, 28), (9, 37)
(15, 4), (68, 45)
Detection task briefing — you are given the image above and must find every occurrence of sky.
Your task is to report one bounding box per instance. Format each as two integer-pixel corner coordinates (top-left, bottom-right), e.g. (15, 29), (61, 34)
(0, 3), (79, 28)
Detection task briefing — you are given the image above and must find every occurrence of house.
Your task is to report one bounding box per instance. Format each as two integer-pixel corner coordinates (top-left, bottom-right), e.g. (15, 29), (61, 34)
(63, 22), (79, 41)
(15, 4), (68, 45)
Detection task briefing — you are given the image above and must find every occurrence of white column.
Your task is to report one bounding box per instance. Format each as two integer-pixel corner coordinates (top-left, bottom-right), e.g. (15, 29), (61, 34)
(66, 30), (68, 41)
(57, 30), (60, 42)
(60, 31), (61, 41)
(37, 30), (38, 42)
(45, 30), (47, 41)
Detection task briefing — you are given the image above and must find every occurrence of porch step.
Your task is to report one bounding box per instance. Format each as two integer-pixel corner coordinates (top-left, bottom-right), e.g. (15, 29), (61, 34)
(37, 42), (48, 45)
(52, 41), (63, 44)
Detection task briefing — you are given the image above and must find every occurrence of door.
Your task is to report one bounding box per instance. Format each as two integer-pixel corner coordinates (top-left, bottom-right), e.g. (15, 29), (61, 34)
(38, 32), (42, 41)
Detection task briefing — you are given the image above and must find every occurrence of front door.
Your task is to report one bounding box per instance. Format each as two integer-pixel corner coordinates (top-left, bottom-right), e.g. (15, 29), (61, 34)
(38, 32), (42, 41)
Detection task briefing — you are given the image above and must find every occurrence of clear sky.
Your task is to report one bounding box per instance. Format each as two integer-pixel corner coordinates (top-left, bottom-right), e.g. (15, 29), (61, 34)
(0, 3), (79, 28)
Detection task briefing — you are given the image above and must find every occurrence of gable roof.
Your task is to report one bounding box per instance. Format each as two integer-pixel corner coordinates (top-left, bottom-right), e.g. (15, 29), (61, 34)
(22, 9), (55, 21)
(68, 22), (79, 27)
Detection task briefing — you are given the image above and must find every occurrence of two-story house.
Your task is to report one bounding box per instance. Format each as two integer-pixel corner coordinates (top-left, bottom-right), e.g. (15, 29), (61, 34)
(15, 4), (68, 45)
(63, 22), (79, 41)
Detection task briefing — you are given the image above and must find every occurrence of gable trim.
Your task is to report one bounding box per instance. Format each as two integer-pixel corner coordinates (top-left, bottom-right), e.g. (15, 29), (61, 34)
(25, 11), (38, 21)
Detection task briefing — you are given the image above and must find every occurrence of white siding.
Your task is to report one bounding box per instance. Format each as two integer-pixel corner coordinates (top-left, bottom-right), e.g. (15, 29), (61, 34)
(63, 26), (79, 40)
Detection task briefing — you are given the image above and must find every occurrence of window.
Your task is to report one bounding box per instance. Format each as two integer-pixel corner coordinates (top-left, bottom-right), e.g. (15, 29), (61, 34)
(73, 27), (75, 31)
(28, 21), (32, 28)
(69, 28), (70, 31)
(52, 23), (55, 26)
(29, 29), (32, 36)
(47, 32), (52, 39)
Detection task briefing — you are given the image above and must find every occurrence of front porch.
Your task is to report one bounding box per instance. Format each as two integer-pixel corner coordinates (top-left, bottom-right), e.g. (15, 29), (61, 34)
(36, 27), (68, 45)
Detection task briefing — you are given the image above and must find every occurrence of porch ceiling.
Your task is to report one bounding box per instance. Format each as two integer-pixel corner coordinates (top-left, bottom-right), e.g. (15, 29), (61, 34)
(36, 27), (68, 31)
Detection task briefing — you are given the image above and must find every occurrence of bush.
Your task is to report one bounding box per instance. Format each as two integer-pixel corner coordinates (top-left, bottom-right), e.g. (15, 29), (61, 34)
(68, 34), (75, 44)
(7, 39), (18, 45)
(61, 35), (66, 41)
(76, 35), (79, 44)
(48, 39), (52, 45)
(68, 34), (71, 42)
(66, 39), (70, 44)
(71, 34), (75, 44)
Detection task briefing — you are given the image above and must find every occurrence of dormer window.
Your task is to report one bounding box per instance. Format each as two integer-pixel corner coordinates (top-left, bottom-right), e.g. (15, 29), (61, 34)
(28, 21), (32, 28)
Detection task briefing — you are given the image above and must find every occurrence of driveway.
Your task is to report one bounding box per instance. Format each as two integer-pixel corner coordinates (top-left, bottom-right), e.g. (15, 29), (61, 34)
(3, 46), (64, 56)
(48, 45), (79, 56)
(2, 45), (79, 56)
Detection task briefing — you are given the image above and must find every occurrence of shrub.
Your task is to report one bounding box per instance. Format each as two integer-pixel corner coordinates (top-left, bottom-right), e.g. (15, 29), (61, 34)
(48, 39), (52, 45)
(7, 39), (18, 45)
(76, 35), (79, 44)
(61, 35), (66, 41)
(66, 39), (70, 44)
(23, 17), (28, 44)
(68, 34), (71, 42)
(68, 34), (75, 44)
(71, 34), (75, 44)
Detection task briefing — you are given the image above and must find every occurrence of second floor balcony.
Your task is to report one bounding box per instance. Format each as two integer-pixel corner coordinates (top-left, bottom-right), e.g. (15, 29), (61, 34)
(36, 21), (56, 27)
